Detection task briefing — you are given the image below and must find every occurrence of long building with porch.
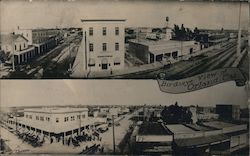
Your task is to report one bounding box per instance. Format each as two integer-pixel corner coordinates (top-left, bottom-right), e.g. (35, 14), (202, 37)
(15, 28), (63, 58)
(2, 107), (97, 141)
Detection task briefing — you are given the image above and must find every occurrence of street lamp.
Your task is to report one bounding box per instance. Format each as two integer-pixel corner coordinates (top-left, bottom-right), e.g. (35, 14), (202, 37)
(68, 43), (72, 72)
(78, 112), (81, 135)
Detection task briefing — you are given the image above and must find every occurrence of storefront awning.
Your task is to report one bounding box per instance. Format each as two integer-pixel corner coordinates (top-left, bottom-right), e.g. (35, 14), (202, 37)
(114, 57), (120, 63)
(88, 58), (95, 65)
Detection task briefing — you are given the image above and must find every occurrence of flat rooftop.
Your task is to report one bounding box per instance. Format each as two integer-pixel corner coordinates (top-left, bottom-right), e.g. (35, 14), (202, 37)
(138, 122), (172, 135)
(202, 121), (237, 129)
(24, 107), (88, 114)
(175, 134), (230, 147)
(129, 39), (196, 47)
(81, 19), (126, 22)
(166, 124), (196, 134)
(185, 124), (216, 131)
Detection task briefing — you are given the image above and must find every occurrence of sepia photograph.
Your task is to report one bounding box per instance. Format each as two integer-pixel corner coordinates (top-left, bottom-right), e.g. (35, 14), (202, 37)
(0, 0), (249, 155)
(0, 80), (249, 155)
(0, 0), (248, 79)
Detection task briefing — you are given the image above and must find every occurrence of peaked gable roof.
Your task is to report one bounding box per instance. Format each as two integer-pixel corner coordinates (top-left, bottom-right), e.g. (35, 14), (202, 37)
(0, 34), (28, 44)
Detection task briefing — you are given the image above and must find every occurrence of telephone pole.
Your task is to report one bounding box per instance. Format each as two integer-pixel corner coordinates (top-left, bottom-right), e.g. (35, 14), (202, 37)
(112, 115), (116, 154)
(237, 2), (242, 57)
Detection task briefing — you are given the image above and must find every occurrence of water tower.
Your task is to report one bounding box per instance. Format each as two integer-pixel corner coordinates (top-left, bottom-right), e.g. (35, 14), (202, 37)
(165, 16), (172, 41)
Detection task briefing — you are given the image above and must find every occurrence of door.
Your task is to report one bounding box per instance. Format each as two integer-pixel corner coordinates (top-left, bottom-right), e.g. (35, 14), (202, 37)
(149, 53), (154, 63)
(101, 58), (108, 70)
(102, 64), (108, 70)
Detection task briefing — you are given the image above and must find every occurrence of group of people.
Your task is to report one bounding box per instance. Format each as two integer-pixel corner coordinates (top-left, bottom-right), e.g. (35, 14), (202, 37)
(81, 143), (105, 154)
(16, 130), (44, 147)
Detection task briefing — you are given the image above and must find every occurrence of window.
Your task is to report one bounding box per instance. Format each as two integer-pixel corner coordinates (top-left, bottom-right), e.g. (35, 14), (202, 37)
(24, 43), (26, 48)
(15, 45), (17, 51)
(102, 43), (107, 51)
(36, 116), (39, 120)
(89, 27), (93, 36)
(29, 115), (32, 119)
(26, 115), (28, 118)
(88, 58), (95, 67)
(115, 43), (119, 51)
(47, 117), (50, 122)
(56, 118), (59, 123)
(89, 43), (94, 52)
(82, 114), (85, 118)
(65, 117), (69, 122)
(103, 27), (107, 36)
(77, 115), (80, 119)
(115, 27), (119, 35)
(0, 45), (1, 50)
(114, 57), (121, 66)
(40, 116), (44, 121)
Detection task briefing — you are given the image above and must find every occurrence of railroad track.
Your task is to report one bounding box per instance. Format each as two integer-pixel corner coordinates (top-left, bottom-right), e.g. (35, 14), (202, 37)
(167, 43), (237, 79)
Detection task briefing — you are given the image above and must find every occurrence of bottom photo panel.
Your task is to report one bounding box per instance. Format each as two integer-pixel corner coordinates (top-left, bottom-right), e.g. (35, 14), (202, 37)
(0, 80), (249, 155)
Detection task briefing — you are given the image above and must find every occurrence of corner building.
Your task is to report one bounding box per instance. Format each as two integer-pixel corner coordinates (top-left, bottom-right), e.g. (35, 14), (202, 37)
(81, 19), (125, 72)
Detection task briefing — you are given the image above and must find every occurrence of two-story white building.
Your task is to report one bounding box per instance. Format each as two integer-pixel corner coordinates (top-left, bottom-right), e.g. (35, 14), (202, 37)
(0, 34), (35, 64)
(81, 19), (126, 72)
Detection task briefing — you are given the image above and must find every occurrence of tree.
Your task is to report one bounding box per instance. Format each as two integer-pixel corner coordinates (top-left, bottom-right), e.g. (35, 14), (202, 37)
(173, 24), (181, 40)
(193, 27), (200, 41)
(173, 24), (194, 41)
(0, 51), (7, 63)
(186, 28), (193, 40)
(160, 102), (193, 124)
(194, 27), (200, 35)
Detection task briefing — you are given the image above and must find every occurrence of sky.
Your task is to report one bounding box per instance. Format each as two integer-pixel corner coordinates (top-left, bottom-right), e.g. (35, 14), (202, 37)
(0, 80), (248, 108)
(0, 0), (249, 33)
(0, 0), (249, 108)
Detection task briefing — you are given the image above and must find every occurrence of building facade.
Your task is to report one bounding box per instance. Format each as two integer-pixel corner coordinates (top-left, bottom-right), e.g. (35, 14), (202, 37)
(81, 19), (125, 72)
(216, 104), (240, 121)
(166, 121), (248, 155)
(0, 34), (35, 64)
(129, 39), (200, 64)
(15, 28), (62, 56)
(3, 108), (92, 139)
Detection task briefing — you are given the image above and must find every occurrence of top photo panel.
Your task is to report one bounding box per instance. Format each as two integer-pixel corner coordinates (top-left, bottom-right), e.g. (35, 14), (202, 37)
(0, 0), (249, 79)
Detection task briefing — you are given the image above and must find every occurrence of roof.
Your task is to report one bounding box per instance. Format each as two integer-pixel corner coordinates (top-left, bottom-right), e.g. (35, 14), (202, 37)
(201, 121), (236, 129)
(24, 107), (88, 114)
(225, 130), (248, 137)
(131, 39), (197, 46)
(138, 122), (172, 135)
(81, 19), (126, 22)
(185, 124), (215, 131)
(175, 134), (230, 147)
(0, 34), (28, 44)
(166, 124), (196, 134)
